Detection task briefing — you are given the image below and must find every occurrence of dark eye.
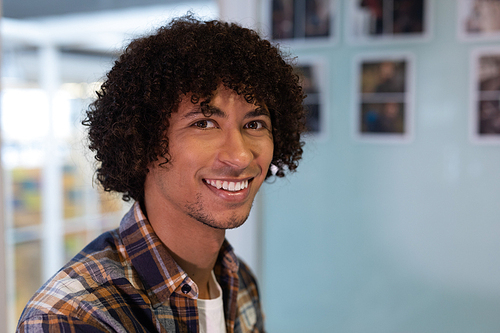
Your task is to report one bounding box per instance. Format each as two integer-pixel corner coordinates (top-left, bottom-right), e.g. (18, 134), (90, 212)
(193, 119), (217, 129)
(245, 121), (264, 130)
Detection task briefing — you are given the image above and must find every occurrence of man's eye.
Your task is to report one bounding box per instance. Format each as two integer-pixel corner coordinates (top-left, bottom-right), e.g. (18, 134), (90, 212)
(245, 121), (264, 130)
(193, 119), (216, 129)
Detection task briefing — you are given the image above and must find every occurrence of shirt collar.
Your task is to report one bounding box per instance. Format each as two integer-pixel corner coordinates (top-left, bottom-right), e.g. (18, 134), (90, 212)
(119, 202), (239, 308)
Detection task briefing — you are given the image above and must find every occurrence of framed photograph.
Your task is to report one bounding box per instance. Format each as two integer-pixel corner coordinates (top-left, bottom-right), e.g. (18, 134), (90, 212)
(267, 0), (338, 44)
(458, 0), (500, 41)
(470, 47), (500, 143)
(292, 57), (328, 139)
(347, 0), (430, 43)
(354, 53), (414, 142)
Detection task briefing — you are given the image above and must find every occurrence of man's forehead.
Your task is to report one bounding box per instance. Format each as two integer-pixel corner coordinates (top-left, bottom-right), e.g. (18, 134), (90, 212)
(178, 89), (270, 117)
(179, 103), (270, 119)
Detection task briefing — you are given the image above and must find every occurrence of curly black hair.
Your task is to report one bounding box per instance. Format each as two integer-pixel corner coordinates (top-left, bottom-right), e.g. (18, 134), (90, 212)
(83, 15), (306, 202)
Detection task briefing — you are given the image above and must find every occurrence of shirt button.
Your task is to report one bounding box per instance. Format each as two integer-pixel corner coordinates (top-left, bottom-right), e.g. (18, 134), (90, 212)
(181, 284), (191, 294)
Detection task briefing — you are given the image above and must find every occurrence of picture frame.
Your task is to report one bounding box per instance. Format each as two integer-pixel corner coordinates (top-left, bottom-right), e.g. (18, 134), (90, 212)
(470, 47), (500, 143)
(458, 0), (500, 41)
(354, 53), (415, 142)
(264, 0), (338, 45)
(293, 57), (328, 139)
(346, 0), (431, 44)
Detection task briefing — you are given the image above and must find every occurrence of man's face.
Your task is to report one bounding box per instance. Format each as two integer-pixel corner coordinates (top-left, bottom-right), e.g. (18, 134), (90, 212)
(145, 86), (274, 230)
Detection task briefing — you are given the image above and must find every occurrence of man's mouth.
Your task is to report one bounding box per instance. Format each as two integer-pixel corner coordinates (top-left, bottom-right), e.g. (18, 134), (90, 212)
(204, 178), (250, 192)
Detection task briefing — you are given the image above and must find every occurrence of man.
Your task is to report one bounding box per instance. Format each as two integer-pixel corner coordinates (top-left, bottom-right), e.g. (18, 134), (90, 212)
(17, 15), (306, 333)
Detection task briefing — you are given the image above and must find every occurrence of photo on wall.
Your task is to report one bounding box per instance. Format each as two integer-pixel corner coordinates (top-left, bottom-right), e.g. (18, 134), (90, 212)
(470, 48), (500, 142)
(270, 0), (336, 42)
(292, 58), (327, 138)
(347, 0), (429, 43)
(458, 0), (500, 40)
(355, 54), (414, 142)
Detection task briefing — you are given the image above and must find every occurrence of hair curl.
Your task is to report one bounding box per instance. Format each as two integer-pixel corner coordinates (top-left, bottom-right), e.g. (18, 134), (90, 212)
(83, 15), (306, 202)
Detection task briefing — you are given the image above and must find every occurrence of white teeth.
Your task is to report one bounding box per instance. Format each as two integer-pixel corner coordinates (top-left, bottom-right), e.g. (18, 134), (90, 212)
(205, 179), (249, 192)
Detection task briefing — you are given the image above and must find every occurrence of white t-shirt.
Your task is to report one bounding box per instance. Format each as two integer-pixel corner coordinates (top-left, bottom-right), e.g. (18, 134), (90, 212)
(197, 271), (227, 333)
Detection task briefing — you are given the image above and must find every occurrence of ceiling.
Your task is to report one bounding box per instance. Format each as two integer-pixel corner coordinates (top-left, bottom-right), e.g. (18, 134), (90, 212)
(1, 0), (218, 85)
(1, 1), (218, 54)
(2, 0), (210, 19)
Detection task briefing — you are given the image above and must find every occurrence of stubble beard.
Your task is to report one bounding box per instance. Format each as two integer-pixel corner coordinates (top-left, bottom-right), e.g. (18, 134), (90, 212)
(185, 193), (252, 230)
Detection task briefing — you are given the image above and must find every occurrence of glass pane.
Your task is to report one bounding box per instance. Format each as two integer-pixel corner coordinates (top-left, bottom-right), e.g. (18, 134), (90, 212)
(11, 168), (42, 227)
(14, 240), (42, 322)
(64, 231), (88, 263)
(100, 191), (123, 214)
(63, 164), (85, 220)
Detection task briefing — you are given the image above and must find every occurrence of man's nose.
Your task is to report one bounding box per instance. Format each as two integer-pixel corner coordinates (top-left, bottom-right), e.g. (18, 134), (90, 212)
(217, 130), (253, 169)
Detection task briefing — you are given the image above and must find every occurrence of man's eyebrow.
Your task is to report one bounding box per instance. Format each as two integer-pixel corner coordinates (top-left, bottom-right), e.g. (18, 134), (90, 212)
(244, 107), (271, 119)
(181, 105), (227, 119)
(182, 105), (270, 119)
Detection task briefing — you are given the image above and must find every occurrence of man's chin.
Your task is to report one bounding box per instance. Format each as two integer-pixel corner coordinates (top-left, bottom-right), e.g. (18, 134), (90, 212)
(188, 210), (250, 230)
(204, 215), (249, 230)
(185, 195), (254, 229)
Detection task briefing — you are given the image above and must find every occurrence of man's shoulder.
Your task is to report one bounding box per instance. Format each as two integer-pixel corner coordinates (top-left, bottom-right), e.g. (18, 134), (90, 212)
(235, 259), (262, 311)
(236, 259), (259, 291)
(66, 229), (128, 285)
(19, 229), (147, 326)
(234, 259), (265, 332)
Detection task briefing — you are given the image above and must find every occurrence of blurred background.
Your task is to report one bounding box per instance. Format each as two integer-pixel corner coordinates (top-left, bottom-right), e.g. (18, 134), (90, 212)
(2, 0), (500, 332)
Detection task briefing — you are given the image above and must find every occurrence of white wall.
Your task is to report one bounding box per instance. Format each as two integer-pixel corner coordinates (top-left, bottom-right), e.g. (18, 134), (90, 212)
(261, 0), (500, 332)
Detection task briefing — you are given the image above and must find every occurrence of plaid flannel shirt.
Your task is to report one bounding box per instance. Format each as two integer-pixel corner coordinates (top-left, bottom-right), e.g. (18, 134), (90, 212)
(17, 202), (264, 332)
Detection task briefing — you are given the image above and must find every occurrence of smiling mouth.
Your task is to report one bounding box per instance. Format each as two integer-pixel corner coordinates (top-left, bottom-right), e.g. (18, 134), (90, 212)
(204, 178), (251, 192)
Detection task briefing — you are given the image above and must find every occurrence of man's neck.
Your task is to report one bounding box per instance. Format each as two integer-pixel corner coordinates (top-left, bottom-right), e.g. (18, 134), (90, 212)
(142, 198), (225, 299)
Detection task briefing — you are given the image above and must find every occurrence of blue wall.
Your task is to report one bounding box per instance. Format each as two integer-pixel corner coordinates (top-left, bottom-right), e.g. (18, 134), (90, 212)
(261, 0), (500, 331)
